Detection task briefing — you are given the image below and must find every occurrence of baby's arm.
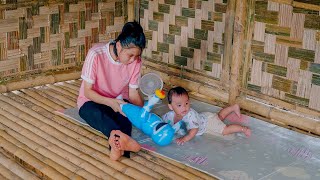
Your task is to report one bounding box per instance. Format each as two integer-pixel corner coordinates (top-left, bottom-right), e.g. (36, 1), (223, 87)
(176, 128), (198, 145)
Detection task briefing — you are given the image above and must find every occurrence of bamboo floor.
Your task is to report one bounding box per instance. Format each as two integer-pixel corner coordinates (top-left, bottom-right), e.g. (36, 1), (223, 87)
(0, 79), (215, 180)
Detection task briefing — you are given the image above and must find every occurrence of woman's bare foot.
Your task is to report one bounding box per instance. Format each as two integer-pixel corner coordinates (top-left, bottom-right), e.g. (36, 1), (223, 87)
(110, 130), (141, 152)
(114, 134), (125, 156)
(108, 134), (122, 160)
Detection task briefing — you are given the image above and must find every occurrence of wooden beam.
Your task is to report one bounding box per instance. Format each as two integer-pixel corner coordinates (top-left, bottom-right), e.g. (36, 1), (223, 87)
(221, 0), (236, 86)
(127, 0), (135, 22)
(241, 0), (255, 92)
(0, 71), (81, 93)
(236, 97), (320, 135)
(229, 0), (247, 104)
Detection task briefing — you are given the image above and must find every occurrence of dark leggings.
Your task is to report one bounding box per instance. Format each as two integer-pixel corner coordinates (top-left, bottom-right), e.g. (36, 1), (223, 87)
(79, 101), (132, 158)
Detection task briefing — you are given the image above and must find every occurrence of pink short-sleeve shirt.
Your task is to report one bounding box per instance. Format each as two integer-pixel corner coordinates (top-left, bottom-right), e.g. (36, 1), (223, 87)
(77, 42), (141, 108)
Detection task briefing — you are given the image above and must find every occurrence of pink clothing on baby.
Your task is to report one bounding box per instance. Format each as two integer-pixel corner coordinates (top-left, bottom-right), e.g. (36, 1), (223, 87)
(77, 42), (141, 108)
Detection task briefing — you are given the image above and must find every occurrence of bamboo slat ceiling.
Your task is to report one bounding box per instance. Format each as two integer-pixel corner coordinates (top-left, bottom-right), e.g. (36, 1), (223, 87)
(0, 79), (215, 180)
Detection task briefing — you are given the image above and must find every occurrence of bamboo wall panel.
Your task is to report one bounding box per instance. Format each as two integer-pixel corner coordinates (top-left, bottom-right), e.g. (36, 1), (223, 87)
(247, 0), (320, 111)
(0, 0), (127, 79)
(140, 0), (228, 80)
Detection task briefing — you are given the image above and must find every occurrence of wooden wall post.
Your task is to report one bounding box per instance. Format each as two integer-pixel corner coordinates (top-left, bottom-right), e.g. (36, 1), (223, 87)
(221, 0), (236, 87)
(127, 0), (135, 22)
(229, 0), (247, 104)
(241, 0), (255, 91)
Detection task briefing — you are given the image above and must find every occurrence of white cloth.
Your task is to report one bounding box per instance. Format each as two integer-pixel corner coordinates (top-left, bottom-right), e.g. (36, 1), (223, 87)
(202, 112), (226, 134)
(162, 108), (225, 136)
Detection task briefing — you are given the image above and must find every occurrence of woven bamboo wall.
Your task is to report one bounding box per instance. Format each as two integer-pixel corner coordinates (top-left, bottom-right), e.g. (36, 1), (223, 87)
(246, 0), (320, 111)
(0, 0), (127, 81)
(140, 0), (320, 112)
(140, 0), (228, 81)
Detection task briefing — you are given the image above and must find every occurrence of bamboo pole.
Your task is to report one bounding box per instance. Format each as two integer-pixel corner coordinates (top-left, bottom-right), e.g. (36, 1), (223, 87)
(0, 86), (7, 93)
(0, 135), (68, 179)
(54, 83), (80, 96)
(46, 84), (78, 100)
(129, 155), (187, 180)
(142, 60), (226, 89)
(236, 97), (320, 135)
(0, 108), (122, 180)
(0, 130), (85, 180)
(221, 0), (236, 85)
(5, 76), (55, 93)
(198, 85), (229, 103)
(170, 76), (201, 92)
(229, 0), (247, 104)
(71, 79), (82, 86)
(131, 154), (203, 180)
(136, 151), (217, 180)
(0, 158), (23, 180)
(12, 91), (55, 112)
(241, 0), (255, 92)
(21, 89), (65, 110)
(188, 92), (228, 108)
(292, 1), (320, 11)
(33, 89), (72, 109)
(241, 88), (320, 119)
(54, 112), (107, 140)
(62, 82), (81, 91)
(0, 72), (81, 93)
(143, 69), (229, 103)
(0, 150), (41, 180)
(0, 173), (9, 180)
(40, 88), (76, 107)
(53, 72), (81, 83)
(127, 0), (135, 22)
(0, 114), (100, 180)
(120, 157), (166, 179)
(134, 0), (140, 22)
(0, 96), (155, 180)
(64, 80), (82, 89)
(14, 88), (108, 145)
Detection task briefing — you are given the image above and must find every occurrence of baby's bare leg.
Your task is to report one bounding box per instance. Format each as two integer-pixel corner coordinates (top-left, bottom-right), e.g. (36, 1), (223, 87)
(222, 125), (251, 137)
(218, 104), (241, 120)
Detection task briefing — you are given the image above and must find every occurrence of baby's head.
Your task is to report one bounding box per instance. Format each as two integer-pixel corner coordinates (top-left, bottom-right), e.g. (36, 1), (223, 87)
(167, 86), (190, 117)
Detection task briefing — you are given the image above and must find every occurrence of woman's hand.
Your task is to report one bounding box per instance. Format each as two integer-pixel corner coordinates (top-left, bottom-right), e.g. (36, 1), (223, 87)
(108, 99), (127, 116)
(83, 81), (129, 116)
